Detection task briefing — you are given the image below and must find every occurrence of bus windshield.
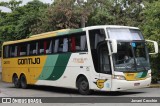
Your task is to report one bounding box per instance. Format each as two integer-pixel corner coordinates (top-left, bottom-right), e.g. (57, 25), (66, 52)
(107, 28), (150, 72)
(113, 42), (150, 72)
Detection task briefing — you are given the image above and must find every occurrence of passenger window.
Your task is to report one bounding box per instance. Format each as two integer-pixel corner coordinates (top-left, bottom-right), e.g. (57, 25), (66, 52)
(39, 41), (44, 54)
(18, 43), (27, 56)
(63, 38), (68, 52)
(70, 34), (87, 52)
(57, 37), (68, 53)
(3, 46), (9, 58)
(45, 40), (53, 54)
(89, 29), (105, 49)
(10, 46), (18, 57)
(9, 46), (13, 57)
(54, 39), (59, 53)
(80, 35), (87, 51)
(75, 36), (81, 51)
(29, 42), (38, 55)
(58, 38), (63, 52)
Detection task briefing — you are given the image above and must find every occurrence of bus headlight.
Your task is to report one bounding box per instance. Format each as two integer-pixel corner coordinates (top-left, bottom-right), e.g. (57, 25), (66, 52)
(113, 75), (126, 80)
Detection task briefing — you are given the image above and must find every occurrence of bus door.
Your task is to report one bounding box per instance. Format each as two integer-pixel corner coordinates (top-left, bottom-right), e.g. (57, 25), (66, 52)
(89, 29), (112, 90)
(97, 42), (112, 91)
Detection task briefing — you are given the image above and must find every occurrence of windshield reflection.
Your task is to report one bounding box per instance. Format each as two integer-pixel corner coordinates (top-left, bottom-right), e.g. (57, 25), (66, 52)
(113, 42), (150, 72)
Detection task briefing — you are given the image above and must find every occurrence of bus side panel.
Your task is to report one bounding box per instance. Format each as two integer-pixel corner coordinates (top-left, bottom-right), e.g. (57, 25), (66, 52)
(2, 68), (13, 83)
(2, 56), (47, 84)
(35, 53), (92, 89)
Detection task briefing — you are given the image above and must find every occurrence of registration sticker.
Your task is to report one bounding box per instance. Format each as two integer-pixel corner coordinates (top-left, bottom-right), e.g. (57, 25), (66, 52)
(131, 42), (136, 47)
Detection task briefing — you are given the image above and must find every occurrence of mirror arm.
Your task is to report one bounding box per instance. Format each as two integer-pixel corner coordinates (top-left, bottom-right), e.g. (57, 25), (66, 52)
(146, 40), (158, 54)
(106, 39), (117, 54)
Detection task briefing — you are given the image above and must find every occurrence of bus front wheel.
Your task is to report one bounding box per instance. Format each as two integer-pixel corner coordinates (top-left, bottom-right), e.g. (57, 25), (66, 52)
(20, 74), (28, 89)
(77, 76), (91, 95)
(12, 74), (20, 88)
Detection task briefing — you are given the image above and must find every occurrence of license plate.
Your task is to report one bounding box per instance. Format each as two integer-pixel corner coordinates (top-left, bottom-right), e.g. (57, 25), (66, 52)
(134, 83), (140, 86)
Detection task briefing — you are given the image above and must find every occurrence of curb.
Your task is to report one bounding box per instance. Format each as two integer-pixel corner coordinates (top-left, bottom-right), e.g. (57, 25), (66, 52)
(149, 84), (160, 88)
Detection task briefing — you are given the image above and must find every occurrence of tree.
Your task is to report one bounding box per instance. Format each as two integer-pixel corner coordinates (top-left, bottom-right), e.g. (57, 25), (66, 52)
(87, 0), (114, 25)
(15, 0), (48, 38)
(36, 0), (87, 31)
(0, 0), (24, 41)
(0, 0), (22, 11)
(87, 0), (145, 26)
(139, 0), (160, 83)
(0, 0), (48, 40)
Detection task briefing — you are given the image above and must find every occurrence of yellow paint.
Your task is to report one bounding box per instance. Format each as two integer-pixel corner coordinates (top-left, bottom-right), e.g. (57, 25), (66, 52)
(2, 56), (47, 84)
(3, 29), (69, 46)
(124, 73), (146, 81)
(95, 79), (107, 89)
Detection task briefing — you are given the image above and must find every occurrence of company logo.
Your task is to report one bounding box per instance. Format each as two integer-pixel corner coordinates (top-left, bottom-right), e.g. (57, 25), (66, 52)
(94, 79), (108, 89)
(1, 98), (42, 103)
(18, 58), (40, 65)
(2, 98), (11, 103)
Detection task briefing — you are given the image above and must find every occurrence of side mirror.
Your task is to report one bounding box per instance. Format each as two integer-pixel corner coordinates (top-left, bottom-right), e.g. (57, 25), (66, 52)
(107, 39), (117, 54)
(146, 40), (158, 54)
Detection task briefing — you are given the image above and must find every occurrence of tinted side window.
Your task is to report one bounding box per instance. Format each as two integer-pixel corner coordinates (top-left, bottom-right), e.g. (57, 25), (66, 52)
(3, 46), (9, 58)
(18, 43), (27, 56)
(54, 37), (69, 53)
(39, 41), (44, 54)
(89, 29), (105, 49)
(9, 45), (18, 57)
(69, 33), (88, 52)
(29, 42), (38, 55)
(45, 40), (53, 54)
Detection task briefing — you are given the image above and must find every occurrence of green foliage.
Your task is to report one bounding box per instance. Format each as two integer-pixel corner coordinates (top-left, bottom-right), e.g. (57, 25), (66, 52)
(0, 0), (22, 11)
(15, 0), (48, 38)
(139, 0), (160, 83)
(87, 0), (114, 25)
(0, 0), (48, 40)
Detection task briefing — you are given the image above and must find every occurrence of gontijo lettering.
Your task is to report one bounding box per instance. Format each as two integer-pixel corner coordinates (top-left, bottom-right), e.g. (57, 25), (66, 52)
(18, 58), (40, 65)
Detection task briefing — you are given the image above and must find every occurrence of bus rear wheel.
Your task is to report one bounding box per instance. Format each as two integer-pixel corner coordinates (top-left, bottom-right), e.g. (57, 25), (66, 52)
(20, 74), (28, 89)
(77, 76), (91, 95)
(12, 74), (20, 88)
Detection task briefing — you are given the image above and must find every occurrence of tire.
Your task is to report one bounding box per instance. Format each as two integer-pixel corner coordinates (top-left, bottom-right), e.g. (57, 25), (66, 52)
(20, 75), (28, 89)
(12, 74), (20, 88)
(77, 76), (91, 95)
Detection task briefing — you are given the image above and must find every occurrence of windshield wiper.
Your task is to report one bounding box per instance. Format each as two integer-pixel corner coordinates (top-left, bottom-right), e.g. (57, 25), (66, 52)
(136, 58), (148, 72)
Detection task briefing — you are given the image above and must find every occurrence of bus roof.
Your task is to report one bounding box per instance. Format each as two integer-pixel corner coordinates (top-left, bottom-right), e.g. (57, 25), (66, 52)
(84, 25), (139, 30)
(3, 28), (83, 45)
(3, 25), (139, 45)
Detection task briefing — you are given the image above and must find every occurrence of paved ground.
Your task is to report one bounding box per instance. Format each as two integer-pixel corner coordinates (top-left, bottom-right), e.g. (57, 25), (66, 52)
(0, 73), (160, 106)
(0, 82), (160, 97)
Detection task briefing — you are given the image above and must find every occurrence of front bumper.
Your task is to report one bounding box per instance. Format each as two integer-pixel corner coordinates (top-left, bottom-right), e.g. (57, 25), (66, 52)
(111, 77), (151, 91)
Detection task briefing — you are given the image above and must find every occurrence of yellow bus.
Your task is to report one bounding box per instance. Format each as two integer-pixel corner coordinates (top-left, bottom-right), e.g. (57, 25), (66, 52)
(2, 25), (158, 95)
